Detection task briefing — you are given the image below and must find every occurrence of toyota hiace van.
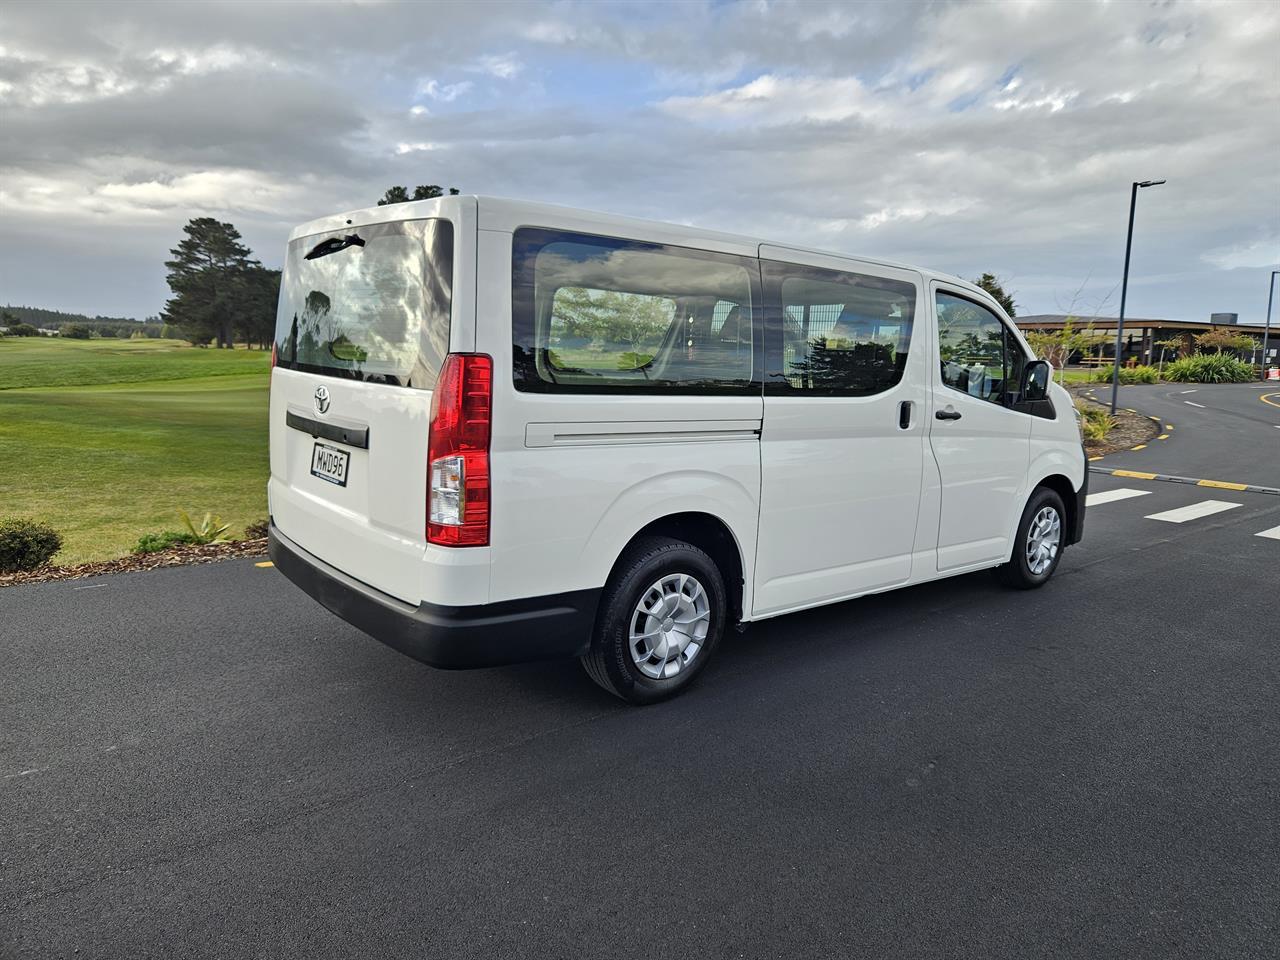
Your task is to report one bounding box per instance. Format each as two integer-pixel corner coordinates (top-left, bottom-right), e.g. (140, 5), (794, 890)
(268, 196), (1086, 703)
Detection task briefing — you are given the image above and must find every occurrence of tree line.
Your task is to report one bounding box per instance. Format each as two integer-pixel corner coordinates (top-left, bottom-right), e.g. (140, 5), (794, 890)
(0, 305), (167, 340)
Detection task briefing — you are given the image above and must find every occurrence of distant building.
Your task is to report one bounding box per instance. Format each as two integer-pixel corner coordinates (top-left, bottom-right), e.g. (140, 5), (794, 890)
(1016, 313), (1273, 365)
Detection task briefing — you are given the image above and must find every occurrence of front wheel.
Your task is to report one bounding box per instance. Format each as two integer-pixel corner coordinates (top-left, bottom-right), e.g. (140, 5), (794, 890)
(582, 536), (726, 704)
(997, 487), (1066, 589)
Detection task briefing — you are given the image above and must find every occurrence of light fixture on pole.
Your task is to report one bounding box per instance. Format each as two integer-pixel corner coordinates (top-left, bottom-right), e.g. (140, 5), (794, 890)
(1110, 179), (1166, 415)
(1262, 270), (1278, 381)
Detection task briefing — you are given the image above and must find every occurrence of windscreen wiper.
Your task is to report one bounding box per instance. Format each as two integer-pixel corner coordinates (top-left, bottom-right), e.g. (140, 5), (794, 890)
(304, 234), (366, 260)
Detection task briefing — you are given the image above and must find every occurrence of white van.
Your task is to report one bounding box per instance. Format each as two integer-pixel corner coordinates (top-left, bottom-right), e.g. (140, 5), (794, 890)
(268, 196), (1086, 703)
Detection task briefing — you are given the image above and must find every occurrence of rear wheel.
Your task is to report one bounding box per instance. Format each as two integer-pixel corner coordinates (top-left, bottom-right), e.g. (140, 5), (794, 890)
(997, 486), (1066, 589)
(582, 536), (726, 704)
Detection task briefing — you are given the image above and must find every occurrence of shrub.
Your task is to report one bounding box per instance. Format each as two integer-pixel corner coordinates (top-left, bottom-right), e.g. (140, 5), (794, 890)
(180, 510), (231, 545)
(1164, 353), (1255, 383)
(1075, 401), (1115, 442)
(59, 322), (93, 339)
(8, 322), (39, 337)
(0, 518), (63, 572)
(244, 518), (270, 539)
(1090, 364), (1159, 384)
(133, 531), (198, 554)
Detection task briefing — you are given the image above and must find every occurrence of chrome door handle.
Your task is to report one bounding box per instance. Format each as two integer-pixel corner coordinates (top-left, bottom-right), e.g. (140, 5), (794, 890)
(935, 406), (962, 421)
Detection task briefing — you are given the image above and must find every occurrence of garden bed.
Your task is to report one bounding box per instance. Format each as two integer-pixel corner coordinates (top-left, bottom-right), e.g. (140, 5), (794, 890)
(0, 538), (268, 588)
(1068, 384), (1161, 458)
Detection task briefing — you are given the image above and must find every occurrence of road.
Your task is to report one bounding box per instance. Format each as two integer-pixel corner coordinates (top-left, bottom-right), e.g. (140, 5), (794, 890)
(1085, 381), (1280, 488)
(3, 385), (1278, 959)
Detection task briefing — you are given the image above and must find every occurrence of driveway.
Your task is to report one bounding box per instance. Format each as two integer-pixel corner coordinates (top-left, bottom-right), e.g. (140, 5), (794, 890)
(3, 386), (1278, 959)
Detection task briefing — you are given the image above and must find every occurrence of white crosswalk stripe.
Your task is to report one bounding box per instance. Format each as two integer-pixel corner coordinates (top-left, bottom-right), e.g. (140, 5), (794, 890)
(1144, 500), (1242, 523)
(1086, 488), (1152, 506)
(1088, 483), (1277, 540)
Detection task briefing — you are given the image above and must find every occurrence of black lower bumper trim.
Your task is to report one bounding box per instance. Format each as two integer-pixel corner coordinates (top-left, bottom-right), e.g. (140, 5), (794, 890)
(1070, 446), (1088, 545)
(268, 524), (600, 669)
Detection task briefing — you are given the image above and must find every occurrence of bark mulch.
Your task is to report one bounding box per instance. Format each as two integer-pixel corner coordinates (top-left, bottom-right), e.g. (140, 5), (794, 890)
(1067, 384), (1161, 458)
(0, 538), (269, 589)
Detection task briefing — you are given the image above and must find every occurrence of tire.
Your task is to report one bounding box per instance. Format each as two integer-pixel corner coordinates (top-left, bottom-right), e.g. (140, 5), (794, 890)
(582, 536), (727, 704)
(997, 486), (1067, 589)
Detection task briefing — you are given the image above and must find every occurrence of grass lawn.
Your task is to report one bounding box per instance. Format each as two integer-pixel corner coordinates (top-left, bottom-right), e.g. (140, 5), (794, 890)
(0, 336), (267, 390)
(1, 338), (269, 564)
(1058, 368), (1095, 384)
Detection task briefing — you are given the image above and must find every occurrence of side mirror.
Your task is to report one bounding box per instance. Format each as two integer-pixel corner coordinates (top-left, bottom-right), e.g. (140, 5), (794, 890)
(1022, 360), (1050, 401)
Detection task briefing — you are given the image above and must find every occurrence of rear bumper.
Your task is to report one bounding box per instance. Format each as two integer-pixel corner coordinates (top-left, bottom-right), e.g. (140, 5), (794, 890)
(268, 523), (600, 669)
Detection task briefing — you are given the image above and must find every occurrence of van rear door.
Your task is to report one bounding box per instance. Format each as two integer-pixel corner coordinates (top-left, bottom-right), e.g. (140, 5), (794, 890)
(268, 206), (469, 603)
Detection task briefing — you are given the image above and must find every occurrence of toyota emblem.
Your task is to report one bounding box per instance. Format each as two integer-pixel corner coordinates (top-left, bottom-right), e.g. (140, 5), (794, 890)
(314, 385), (330, 414)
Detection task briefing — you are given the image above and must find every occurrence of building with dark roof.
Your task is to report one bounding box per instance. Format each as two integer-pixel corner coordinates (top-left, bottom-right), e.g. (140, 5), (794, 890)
(1015, 314), (1275, 365)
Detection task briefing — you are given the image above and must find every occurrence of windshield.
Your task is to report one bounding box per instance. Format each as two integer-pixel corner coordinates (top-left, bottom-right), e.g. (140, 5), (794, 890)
(273, 218), (452, 388)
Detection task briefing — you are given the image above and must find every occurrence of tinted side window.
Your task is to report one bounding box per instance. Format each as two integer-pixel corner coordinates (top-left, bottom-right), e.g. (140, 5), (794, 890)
(936, 292), (1026, 405)
(763, 261), (916, 395)
(512, 229), (758, 394)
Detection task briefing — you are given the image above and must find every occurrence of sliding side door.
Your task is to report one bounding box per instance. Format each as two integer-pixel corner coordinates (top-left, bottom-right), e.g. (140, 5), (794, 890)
(753, 247), (930, 616)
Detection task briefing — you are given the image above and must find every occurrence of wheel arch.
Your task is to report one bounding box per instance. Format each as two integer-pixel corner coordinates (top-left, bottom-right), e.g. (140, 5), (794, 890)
(1032, 473), (1080, 545)
(610, 512), (748, 625)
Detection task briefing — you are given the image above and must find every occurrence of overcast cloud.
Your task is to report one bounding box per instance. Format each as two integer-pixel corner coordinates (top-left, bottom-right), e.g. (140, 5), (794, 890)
(1, 0), (1276, 321)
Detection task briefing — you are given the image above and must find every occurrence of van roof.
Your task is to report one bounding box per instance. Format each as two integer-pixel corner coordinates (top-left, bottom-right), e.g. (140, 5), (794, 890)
(288, 194), (989, 299)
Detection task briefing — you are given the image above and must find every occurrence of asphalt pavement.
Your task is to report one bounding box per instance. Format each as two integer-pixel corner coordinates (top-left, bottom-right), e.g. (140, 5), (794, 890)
(1084, 381), (1280, 488)
(3, 384), (1278, 959)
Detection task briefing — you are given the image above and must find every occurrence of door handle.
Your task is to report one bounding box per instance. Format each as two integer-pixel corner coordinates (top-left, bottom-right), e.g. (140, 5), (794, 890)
(935, 406), (962, 421)
(898, 401), (913, 429)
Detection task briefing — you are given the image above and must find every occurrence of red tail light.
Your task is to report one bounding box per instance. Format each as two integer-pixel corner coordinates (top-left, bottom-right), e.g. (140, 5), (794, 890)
(270, 342), (277, 369)
(427, 353), (492, 547)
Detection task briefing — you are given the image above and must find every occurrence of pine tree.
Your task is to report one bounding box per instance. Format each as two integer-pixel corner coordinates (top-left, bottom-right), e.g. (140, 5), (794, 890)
(162, 218), (259, 348)
(974, 273), (1017, 318)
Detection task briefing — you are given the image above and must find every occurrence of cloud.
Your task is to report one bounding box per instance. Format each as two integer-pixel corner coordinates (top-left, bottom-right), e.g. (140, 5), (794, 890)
(1201, 237), (1280, 272)
(469, 52), (523, 79)
(0, 0), (1276, 323)
(416, 78), (473, 102)
(659, 74), (886, 126)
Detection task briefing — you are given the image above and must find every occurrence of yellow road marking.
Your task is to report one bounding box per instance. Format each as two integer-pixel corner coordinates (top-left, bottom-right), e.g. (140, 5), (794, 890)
(1165, 424), (1173, 430)
(1088, 455), (1104, 461)
(255, 561), (274, 568)
(1113, 470), (1157, 480)
(1130, 444), (1147, 450)
(1157, 434), (1169, 440)
(1196, 479), (1249, 491)
(1261, 393), (1280, 409)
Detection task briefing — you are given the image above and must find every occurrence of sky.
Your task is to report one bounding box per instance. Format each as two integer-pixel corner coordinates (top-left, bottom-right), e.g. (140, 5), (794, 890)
(1, 0), (1277, 323)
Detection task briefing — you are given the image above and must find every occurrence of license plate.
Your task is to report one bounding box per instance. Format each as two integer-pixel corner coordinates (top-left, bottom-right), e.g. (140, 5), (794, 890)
(310, 442), (350, 487)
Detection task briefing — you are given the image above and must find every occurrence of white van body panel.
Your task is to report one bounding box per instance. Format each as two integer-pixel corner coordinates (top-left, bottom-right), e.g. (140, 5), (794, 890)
(477, 199), (762, 259)
(1029, 380), (1087, 492)
(752, 244), (932, 616)
(476, 226), (762, 608)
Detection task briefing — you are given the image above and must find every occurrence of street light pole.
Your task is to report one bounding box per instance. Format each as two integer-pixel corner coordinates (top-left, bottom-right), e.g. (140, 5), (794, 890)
(1262, 270), (1278, 381)
(1110, 179), (1165, 415)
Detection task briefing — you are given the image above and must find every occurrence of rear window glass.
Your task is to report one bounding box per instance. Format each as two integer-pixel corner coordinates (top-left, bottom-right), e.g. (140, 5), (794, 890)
(512, 228), (757, 394)
(274, 218), (452, 388)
